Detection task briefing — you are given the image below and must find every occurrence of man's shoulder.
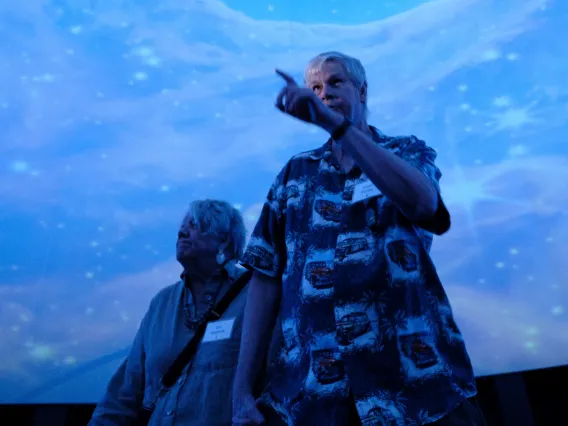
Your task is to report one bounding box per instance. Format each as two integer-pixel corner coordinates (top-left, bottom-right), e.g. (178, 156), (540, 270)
(289, 146), (325, 162)
(374, 128), (430, 153)
(269, 145), (325, 187)
(284, 138), (331, 168)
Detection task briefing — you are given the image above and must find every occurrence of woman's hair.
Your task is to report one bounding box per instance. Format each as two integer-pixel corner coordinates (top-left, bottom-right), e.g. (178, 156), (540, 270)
(185, 199), (247, 260)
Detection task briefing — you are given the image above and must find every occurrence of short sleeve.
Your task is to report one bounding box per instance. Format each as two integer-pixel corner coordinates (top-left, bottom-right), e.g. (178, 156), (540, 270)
(402, 136), (451, 235)
(240, 168), (287, 278)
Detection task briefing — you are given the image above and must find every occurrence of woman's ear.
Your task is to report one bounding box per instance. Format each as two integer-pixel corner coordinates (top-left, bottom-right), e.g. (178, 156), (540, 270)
(360, 81), (368, 105)
(218, 238), (231, 256)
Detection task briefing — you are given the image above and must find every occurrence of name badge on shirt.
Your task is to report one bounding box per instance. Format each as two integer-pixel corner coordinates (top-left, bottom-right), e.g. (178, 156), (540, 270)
(352, 180), (382, 203)
(202, 318), (235, 343)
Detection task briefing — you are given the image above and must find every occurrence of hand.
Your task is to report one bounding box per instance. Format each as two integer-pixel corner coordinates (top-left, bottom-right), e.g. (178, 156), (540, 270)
(232, 393), (265, 425)
(274, 69), (343, 133)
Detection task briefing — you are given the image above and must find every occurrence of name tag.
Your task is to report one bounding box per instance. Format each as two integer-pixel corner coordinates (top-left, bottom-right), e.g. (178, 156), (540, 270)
(202, 318), (235, 343)
(352, 180), (382, 203)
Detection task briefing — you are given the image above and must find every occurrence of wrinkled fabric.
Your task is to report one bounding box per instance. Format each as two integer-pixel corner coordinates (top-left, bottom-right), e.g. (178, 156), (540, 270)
(89, 265), (248, 426)
(241, 128), (477, 426)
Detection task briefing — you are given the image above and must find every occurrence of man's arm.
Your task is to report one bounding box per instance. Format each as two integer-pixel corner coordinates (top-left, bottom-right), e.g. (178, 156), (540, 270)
(233, 165), (288, 410)
(271, 69), (439, 228)
(233, 271), (281, 395)
(339, 125), (439, 223)
(88, 315), (148, 425)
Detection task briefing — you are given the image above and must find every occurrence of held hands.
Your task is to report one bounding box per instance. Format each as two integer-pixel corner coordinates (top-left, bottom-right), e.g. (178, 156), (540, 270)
(274, 69), (342, 133)
(232, 393), (265, 426)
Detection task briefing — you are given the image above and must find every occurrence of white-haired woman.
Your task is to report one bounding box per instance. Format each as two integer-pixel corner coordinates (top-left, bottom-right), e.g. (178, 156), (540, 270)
(89, 199), (264, 426)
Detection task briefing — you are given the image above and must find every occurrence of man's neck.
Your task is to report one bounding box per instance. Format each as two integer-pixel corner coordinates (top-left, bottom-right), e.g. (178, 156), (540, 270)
(355, 118), (371, 135)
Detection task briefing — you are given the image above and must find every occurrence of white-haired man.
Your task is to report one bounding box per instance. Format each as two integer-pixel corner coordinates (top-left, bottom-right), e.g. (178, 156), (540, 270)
(232, 53), (486, 425)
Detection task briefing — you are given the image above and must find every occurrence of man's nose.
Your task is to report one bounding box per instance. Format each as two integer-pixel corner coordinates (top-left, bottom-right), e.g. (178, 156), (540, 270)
(320, 86), (336, 101)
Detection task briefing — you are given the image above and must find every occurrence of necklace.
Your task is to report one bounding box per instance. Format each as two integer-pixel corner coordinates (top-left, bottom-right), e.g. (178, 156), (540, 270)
(183, 274), (226, 330)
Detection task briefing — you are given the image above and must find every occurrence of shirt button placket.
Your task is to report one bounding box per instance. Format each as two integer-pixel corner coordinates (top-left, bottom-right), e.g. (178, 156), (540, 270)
(341, 181), (352, 233)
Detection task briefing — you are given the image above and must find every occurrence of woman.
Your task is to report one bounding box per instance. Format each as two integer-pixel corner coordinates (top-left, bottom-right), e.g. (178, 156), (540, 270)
(89, 199), (258, 426)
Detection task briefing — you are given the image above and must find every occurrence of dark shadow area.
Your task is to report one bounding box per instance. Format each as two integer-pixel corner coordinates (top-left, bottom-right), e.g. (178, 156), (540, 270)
(1, 365), (567, 426)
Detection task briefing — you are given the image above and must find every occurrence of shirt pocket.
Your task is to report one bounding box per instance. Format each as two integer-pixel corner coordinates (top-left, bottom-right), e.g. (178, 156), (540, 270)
(192, 318), (243, 371)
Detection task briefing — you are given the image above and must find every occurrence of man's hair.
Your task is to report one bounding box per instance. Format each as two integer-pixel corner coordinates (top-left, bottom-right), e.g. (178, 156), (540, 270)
(184, 199), (247, 260)
(303, 51), (368, 113)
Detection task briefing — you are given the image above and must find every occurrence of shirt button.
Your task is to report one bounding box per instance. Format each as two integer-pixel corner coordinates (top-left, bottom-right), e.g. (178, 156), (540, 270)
(204, 294), (212, 302)
(166, 409), (173, 416)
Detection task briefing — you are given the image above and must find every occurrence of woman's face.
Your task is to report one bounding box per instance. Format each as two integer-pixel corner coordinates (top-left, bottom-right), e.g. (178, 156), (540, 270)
(176, 214), (223, 265)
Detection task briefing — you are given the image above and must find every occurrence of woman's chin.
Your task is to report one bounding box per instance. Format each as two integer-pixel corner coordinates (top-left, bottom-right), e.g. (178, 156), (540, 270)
(176, 252), (196, 263)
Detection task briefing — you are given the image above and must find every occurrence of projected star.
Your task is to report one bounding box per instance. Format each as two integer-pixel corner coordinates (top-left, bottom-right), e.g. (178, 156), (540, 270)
(133, 72), (148, 81)
(63, 356), (77, 365)
(480, 49), (501, 61)
(492, 96), (511, 107)
(507, 144), (528, 157)
(11, 160), (29, 173)
(441, 167), (523, 244)
(28, 344), (55, 361)
(484, 102), (542, 133)
(443, 172), (500, 213)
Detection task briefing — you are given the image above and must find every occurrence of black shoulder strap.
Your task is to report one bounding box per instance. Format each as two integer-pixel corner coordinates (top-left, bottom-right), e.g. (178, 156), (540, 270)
(160, 269), (252, 388)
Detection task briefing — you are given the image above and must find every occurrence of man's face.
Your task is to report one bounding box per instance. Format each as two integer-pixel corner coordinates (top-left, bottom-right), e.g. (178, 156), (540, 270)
(176, 214), (221, 265)
(305, 60), (366, 124)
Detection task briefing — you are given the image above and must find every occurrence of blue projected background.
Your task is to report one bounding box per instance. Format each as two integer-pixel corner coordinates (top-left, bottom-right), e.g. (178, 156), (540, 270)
(1, 0), (567, 404)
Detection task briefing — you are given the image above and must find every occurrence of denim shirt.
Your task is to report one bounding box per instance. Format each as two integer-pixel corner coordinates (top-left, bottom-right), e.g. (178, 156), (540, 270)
(89, 264), (249, 426)
(240, 128), (477, 425)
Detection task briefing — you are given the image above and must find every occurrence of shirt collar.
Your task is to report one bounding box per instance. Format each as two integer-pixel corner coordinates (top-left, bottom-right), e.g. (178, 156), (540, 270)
(180, 260), (239, 285)
(306, 125), (385, 161)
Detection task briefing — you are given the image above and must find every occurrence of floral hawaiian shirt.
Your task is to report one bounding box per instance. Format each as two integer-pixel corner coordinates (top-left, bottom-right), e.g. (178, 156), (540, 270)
(240, 127), (477, 426)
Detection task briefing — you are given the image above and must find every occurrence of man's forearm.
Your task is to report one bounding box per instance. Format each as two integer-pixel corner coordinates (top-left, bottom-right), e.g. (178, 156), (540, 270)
(339, 125), (438, 221)
(234, 271), (281, 395)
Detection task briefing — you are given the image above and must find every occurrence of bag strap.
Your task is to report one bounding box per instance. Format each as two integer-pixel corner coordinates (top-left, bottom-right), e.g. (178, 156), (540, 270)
(160, 269), (252, 388)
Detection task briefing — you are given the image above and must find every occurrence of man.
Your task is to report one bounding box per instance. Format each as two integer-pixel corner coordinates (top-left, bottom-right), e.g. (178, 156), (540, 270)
(232, 52), (485, 425)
